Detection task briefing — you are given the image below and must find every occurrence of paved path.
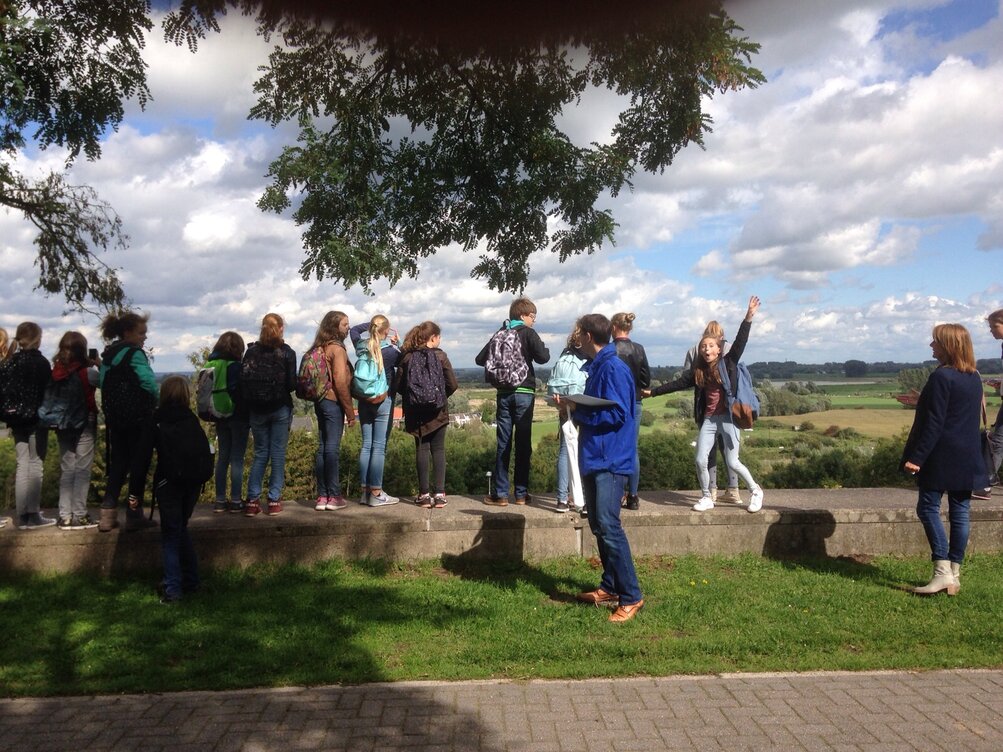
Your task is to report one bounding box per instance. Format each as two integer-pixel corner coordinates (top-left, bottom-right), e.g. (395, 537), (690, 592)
(4, 669), (1003, 751)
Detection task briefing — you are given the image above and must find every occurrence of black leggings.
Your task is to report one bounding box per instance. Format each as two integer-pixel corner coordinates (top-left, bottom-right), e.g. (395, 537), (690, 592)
(415, 425), (447, 495)
(102, 421), (153, 507)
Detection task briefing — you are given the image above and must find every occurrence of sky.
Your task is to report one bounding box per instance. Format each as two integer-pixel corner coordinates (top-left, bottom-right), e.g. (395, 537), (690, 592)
(2, 0), (1002, 372)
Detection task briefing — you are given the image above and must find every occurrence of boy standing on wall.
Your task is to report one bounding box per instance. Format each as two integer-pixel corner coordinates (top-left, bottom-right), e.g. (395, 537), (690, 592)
(476, 297), (550, 505)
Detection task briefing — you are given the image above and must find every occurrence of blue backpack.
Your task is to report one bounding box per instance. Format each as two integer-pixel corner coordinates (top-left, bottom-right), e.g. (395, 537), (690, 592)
(547, 349), (588, 397)
(37, 369), (88, 431)
(718, 361), (760, 429)
(352, 339), (389, 402)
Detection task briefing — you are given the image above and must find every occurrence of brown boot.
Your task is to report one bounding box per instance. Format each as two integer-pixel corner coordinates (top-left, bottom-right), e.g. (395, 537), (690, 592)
(98, 507), (119, 533)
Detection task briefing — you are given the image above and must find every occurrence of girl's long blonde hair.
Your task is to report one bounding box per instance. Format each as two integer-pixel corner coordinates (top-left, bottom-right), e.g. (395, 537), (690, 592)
(0, 328), (12, 361)
(367, 315), (389, 373)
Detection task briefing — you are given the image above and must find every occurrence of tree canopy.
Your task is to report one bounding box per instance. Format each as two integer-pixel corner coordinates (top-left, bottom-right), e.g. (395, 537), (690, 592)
(1, 0), (151, 312)
(169, 0), (764, 293)
(3, 0), (764, 310)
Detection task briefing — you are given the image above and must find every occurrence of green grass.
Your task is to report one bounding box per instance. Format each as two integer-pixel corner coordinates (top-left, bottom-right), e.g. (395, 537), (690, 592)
(2, 553), (1002, 697)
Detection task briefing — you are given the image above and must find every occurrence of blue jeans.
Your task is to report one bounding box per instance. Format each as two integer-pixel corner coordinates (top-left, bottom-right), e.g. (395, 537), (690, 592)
(695, 414), (758, 495)
(214, 416), (249, 501)
(916, 488), (971, 563)
(157, 479), (200, 600)
(494, 391), (535, 499)
(247, 404), (292, 502)
(583, 471), (642, 605)
(359, 397), (391, 490)
(629, 400), (642, 495)
(314, 399), (345, 498)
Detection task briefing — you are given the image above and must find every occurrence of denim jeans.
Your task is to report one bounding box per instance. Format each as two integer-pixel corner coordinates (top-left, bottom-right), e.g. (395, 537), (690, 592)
(13, 425), (48, 517)
(583, 470), (642, 605)
(214, 416), (249, 501)
(705, 432), (739, 489)
(57, 420), (95, 520)
(628, 400), (642, 495)
(916, 488), (971, 563)
(494, 391), (535, 499)
(989, 407), (1003, 482)
(247, 404), (292, 502)
(313, 399), (344, 498)
(695, 414), (758, 495)
(359, 397), (391, 490)
(157, 479), (200, 600)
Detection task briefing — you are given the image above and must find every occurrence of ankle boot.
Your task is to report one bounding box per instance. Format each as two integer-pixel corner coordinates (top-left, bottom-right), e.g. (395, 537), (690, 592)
(125, 504), (157, 532)
(950, 561), (961, 595)
(912, 560), (958, 596)
(98, 507), (119, 533)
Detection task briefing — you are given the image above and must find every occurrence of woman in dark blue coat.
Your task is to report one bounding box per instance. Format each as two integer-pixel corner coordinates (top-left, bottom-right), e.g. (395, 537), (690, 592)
(901, 323), (988, 595)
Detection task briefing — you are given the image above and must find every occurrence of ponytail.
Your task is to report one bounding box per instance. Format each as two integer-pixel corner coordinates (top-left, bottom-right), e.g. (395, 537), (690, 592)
(367, 315), (389, 374)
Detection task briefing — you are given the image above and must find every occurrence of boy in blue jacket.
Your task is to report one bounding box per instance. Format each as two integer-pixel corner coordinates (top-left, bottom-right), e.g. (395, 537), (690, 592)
(559, 313), (643, 622)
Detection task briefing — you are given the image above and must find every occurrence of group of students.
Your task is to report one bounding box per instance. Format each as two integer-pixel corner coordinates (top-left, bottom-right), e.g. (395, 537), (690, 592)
(541, 296), (766, 516)
(185, 310), (461, 516)
(4, 297), (999, 610)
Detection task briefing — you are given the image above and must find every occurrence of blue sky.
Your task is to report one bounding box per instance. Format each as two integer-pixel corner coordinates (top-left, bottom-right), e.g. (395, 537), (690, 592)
(2, 0), (1002, 371)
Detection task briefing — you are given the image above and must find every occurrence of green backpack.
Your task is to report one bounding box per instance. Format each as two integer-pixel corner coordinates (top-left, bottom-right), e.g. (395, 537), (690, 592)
(196, 359), (235, 421)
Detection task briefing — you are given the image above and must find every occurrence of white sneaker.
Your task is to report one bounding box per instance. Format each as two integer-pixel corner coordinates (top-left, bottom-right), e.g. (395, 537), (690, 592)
(748, 488), (764, 513)
(692, 496), (715, 512)
(368, 491), (399, 507)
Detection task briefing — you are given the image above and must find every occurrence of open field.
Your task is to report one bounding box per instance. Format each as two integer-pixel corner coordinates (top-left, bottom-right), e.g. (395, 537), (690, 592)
(764, 408), (915, 440)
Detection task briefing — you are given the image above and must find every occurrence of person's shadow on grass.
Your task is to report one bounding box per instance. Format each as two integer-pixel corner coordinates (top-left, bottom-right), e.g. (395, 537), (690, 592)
(440, 509), (588, 604)
(761, 507), (900, 588)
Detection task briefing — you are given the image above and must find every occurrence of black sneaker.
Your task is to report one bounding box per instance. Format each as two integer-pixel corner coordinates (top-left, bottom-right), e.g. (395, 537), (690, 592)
(19, 512), (57, 529)
(57, 516), (74, 530)
(555, 501), (570, 513)
(72, 514), (99, 529)
(213, 500), (228, 513)
(624, 494), (639, 510)
(972, 488), (992, 501)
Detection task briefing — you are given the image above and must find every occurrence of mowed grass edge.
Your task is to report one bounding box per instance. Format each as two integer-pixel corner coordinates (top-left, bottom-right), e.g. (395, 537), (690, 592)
(2, 553), (1001, 697)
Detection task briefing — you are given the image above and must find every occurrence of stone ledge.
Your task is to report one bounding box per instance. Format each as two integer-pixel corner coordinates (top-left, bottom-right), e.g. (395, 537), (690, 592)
(2, 487), (1001, 573)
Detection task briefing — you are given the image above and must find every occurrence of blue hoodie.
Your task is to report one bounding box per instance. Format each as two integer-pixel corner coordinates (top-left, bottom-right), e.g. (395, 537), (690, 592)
(574, 343), (638, 476)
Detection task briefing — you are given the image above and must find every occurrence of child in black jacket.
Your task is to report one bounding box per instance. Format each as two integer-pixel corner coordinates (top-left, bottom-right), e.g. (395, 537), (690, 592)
(146, 376), (213, 603)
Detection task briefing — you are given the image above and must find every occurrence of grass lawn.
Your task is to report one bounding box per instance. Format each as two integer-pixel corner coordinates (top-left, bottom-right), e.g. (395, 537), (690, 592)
(3, 553), (1002, 698)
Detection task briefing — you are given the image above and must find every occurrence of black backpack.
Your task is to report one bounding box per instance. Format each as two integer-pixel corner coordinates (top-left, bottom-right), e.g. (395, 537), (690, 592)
(102, 348), (154, 428)
(37, 369), (89, 431)
(0, 351), (48, 427)
(156, 410), (214, 486)
(241, 345), (288, 410)
(406, 349), (447, 409)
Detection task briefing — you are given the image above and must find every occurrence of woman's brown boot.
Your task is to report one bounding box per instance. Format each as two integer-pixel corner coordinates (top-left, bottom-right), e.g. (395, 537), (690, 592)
(98, 507), (119, 533)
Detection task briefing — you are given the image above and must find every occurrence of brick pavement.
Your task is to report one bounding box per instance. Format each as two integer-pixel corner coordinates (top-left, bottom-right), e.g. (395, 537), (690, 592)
(3, 669), (1003, 751)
